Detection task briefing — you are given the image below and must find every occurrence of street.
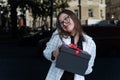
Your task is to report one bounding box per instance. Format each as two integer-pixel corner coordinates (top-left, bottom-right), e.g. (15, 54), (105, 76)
(0, 30), (120, 80)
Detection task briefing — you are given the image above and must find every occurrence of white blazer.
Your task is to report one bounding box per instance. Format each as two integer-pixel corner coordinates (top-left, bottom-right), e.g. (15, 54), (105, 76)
(43, 30), (96, 80)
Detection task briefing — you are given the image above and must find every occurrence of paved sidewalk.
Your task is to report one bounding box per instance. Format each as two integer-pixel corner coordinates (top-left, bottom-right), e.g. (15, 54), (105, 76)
(86, 57), (120, 80)
(0, 44), (51, 80)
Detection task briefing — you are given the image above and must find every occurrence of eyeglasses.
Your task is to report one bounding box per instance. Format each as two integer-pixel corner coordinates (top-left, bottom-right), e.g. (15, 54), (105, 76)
(58, 16), (70, 27)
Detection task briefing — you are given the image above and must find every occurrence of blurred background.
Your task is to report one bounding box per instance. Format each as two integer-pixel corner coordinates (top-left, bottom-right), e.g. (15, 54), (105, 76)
(0, 0), (120, 80)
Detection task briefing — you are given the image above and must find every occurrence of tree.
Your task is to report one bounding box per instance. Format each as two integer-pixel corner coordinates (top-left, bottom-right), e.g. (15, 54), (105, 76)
(55, 0), (69, 10)
(7, 0), (69, 38)
(8, 0), (41, 37)
(0, 0), (10, 29)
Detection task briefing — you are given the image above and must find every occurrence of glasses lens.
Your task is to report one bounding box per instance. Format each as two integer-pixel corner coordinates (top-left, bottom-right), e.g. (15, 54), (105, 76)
(58, 16), (70, 27)
(59, 22), (64, 27)
(64, 16), (70, 23)
(57, 21), (62, 27)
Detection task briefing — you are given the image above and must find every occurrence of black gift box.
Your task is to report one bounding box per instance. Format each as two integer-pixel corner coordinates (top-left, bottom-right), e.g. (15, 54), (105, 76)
(56, 44), (91, 75)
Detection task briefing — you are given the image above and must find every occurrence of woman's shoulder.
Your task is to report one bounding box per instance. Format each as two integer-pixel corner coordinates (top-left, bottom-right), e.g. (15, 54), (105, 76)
(83, 33), (96, 47)
(83, 33), (95, 43)
(49, 29), (62, 43)
(83, 33), (92, 40)
(51, 29), (59, 37)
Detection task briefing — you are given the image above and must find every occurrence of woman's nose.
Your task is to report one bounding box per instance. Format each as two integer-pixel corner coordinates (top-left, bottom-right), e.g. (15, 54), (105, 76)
(63, 21), (69, 26)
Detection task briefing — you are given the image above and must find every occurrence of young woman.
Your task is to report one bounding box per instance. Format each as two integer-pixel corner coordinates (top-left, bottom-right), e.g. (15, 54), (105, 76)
(43, 9), (96, 80)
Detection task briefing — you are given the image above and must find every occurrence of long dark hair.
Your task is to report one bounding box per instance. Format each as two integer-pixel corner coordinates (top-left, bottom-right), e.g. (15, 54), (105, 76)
(56, 9), (84, 38)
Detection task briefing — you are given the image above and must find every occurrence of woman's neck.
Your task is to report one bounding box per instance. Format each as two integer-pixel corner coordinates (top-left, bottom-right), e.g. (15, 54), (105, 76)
(70, 28), (76, 36)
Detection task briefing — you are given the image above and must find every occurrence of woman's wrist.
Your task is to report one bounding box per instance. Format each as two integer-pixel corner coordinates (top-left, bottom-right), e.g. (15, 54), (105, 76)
(51, 51), (55, 60)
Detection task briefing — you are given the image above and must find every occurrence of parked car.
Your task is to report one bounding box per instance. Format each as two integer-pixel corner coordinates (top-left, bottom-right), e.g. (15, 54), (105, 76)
(93, 20), (116, 27)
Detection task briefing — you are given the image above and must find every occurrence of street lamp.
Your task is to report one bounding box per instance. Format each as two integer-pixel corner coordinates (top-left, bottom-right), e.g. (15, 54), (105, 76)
(50, 0), (54, 30)
(78, 0), (81, 20)
(111, 14), (115, 24)
(111, 14), (114, 19)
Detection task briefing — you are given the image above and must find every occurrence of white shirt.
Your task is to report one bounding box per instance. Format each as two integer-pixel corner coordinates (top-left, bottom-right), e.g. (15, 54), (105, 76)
(43, 30), (96, 80)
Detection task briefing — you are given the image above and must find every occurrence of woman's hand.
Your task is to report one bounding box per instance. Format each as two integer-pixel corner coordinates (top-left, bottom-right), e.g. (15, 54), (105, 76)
(52, 48), (60, 60)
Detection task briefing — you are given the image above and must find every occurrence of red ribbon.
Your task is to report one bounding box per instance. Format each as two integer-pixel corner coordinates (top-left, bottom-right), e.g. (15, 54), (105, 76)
(68, 44), (82, 56)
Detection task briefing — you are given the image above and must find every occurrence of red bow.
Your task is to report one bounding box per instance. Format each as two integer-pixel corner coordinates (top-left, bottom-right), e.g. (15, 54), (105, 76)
(68, 44), (82, 56)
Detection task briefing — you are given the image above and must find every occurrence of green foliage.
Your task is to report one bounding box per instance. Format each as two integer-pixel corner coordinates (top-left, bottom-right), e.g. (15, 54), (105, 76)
(7, 0), (69, 30)
(54, 0), (69, 10)
(7, 0), (69, 17)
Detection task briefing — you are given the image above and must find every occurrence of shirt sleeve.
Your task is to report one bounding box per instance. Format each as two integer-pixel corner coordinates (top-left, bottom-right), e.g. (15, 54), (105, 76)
(43, 30), (62, 62)
(85, 39), (96, 75)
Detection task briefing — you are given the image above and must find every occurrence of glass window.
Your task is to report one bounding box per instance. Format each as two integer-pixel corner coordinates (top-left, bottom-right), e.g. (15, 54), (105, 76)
(100, 9), (104, 18)
(74, 9), (78, 17)
(88, 9), (93, 17)
(101, 0), (103, 4)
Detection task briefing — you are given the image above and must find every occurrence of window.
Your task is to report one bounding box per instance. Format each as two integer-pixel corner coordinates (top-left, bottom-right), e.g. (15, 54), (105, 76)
(74, 9), (78, 17)
(101, 0), (103, 4)
(100, 10), (104, 18)
(88, 9), (93, 17)
(88, 0), (93, 1)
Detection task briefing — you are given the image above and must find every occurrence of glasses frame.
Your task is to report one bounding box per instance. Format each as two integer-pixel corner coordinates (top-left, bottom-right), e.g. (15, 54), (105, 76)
(58, 16), (70, 27)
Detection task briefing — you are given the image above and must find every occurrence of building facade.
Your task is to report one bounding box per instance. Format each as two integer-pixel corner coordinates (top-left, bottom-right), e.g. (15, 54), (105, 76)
(67, 0), (106, 25)
(106, 0), (120, 24)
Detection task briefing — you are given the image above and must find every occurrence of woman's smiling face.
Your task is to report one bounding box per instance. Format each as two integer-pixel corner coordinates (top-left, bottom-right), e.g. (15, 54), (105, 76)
(58, 13), (75, 33)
